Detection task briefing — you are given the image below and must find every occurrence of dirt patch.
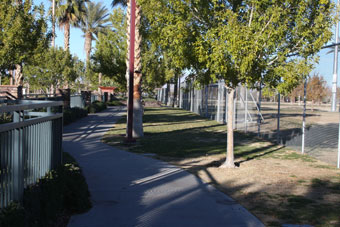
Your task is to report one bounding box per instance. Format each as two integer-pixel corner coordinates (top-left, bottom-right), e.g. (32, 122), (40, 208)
(144, 100), (162, 107)
(159, 150), (340, 226)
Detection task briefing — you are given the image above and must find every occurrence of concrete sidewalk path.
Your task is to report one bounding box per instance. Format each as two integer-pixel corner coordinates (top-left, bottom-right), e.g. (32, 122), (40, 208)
(63, 106), (264, 227)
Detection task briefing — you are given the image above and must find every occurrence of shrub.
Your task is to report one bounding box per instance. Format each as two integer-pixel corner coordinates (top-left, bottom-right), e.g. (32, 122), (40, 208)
(0, 113), (12, 124)
(106, 100), (124, 106)
(86, 101), (107, 113)
(0, 152), (91, 227)
(63, 107), (88, 125)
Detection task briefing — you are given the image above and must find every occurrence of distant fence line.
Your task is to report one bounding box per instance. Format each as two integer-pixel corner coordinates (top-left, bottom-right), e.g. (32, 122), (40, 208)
(0, 100), (63, 208)
(157, 80), (340, 168)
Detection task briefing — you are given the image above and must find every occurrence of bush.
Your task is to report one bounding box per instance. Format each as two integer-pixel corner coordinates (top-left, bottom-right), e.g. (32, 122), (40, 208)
(86, 101), (107, 113)
(0, 113), (12, 124)
(63, 107), (88, 125)
(0, 152), (91, 227)
(106, 100), (124, 106)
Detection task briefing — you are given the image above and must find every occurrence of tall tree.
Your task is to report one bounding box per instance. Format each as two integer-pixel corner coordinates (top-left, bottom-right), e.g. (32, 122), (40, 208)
(140, 0), (335, 168)
(92, 9), (127, 91)
(81, 2), (109, 64)
(0, 0), (49, 86)
(289, 82), (304, 103)
(56, 0), (87, 51)
(23, 47), (77, 93)
(307, 73), (328, 110)
(112, 0), (144, 138)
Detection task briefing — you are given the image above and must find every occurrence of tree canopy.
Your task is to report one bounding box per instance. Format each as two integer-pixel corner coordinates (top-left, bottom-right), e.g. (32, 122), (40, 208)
(23, 47), (78, 93)
(139, 0), (334, 91)
(0, 0), (49, 75)
(92, 8), (127, 91)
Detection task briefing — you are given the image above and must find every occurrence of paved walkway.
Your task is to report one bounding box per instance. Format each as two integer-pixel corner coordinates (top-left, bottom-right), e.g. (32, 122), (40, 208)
(63, 107), (264, 227)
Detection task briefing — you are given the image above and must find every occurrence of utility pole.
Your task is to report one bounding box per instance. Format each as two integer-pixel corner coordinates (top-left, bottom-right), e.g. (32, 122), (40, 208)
(52, 0), (56, 47)
(332, 0), (340, 112)
(127, 0), (136, 141)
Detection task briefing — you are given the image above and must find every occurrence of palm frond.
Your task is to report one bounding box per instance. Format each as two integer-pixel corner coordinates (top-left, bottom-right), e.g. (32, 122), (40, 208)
(111, 0), (128, 8)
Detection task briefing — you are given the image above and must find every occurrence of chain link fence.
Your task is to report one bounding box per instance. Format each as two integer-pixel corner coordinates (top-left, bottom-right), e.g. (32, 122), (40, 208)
(157, 80), (340, 167)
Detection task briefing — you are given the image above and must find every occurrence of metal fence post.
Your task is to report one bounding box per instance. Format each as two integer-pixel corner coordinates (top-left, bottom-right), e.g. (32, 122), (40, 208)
(233, 89), (236, 130)
(337, 118), (340, 168)
(245, 85), (248, 133)
(302, 78), (307, 154)
(217, 80), (221, 122)
(205, 86), (208, 117)
(190, 83), (194, 112)
(257, 85), (262, 137)
(277, 92), (281, 144)
(225, 86), (228, 124)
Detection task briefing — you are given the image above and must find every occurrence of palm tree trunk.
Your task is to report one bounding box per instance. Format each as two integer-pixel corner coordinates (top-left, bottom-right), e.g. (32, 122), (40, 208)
(98, 72), (102, 102)
(132, 3), (143, 138)
(52, 0), (56, 47)
(85, 32), (92, 64)
(64, 23), (70, 51)
(221, 86), (236, 168)
(125, 1), (144, 138)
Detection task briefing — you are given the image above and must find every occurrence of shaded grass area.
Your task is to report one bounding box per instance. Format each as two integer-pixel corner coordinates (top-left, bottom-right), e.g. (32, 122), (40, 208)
(104, 107), (315, 163)
(103, 107), (340, 226)
(104, 107), (281, 159)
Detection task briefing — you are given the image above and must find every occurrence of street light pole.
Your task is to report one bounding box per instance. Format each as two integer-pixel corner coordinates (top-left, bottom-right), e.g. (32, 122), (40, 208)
(331, 0), (340, 112)
(127, 0), (136, 141)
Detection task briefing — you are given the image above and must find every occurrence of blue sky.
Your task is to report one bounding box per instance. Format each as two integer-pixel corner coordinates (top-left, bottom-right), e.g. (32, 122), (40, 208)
(35, 0), (337, 86)
(34, 0), (113, 61)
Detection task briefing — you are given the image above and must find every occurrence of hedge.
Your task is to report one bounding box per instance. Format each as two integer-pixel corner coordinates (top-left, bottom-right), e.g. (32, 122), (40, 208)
(0, 152), (91, 227)
(63, 107), (88, 125)
(86, 101), (107, 113)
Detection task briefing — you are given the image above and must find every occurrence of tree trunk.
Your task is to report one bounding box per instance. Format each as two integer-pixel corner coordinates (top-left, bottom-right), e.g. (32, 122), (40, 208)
(98, 72), (102, 102)
(125, 1), (144, 138)
(132, 3), (143, 138)
(291, 95), (295, 104)
(14, 64), (23, 86)
(10, 70), (13, 85)
(85, 32), (92, 64)
(133, 72), (143, 138)
(220, 87), (236, 168)
(64, 23), (70, 51)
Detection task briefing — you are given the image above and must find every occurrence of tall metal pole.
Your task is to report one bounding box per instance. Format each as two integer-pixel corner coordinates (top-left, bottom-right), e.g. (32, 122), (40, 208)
(217, 80), (221, 122)
(245, 85), (248, 133)
(332, 0), (340, 112)
(127, 0), (136, 141)
(302, 77), (307, 154)
(277, 91), (280, 144)
(337, 116), (340, 168)
(52, 0), (55, 47)
(257, 83), (262, 137)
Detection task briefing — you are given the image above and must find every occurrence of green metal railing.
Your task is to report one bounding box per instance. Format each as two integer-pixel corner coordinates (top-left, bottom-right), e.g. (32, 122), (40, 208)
(0, 100), (63, 208)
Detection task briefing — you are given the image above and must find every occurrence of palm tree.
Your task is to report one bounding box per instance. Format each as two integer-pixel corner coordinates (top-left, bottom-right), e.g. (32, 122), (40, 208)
(56, 0), (87, 51)
(112, 0), (144, 138)
(81, 2), (109, 64)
